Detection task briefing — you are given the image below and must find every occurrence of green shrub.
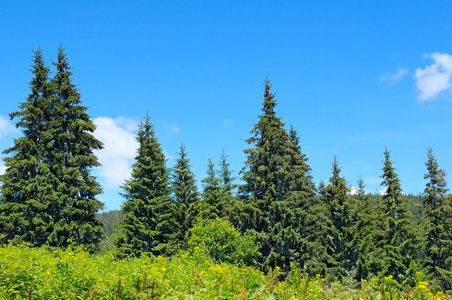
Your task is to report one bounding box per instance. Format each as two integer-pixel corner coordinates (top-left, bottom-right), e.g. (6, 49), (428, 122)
(188, 218), (260, 266)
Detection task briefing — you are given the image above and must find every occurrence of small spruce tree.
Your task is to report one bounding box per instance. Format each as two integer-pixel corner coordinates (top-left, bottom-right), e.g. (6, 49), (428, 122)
(200, 159), (224, 220)
(423, 147), (452, 291)
(115, 115), (175, 257)
(379, 147), (420, 285)
(171, 142), (199, 250)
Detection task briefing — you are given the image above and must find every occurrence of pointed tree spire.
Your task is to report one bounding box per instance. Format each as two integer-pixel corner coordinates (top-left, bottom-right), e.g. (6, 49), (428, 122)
(379, 147), (421, 285)
(115, 114), (175, 257)
(423, 147), (452, 291)
(171, 142), (199, 249)
(46, 46), (104, 249)
(200, 158), (224, 220)
(0, 49), (55, 246)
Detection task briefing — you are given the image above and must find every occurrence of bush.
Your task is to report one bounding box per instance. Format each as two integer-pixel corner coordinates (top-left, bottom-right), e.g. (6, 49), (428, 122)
(188, 218), (260, 266)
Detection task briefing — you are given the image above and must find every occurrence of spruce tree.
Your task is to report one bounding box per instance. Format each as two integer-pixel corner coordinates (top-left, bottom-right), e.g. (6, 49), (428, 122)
(236, 79), (295, 272)
(0, 47), (104, 250)
(423, 147), (452, 291)
(46, 46), (104, 249)
(171, 142), (199, 249)
(0, 49), (55, 246)
(305, 158), (349, 281)
(115, 115), (175, 257)
(352, 178), (385, 281)
(379, 148), (420, 284)
(219, 149), (235, 202)
(284, 126), (316, 272)
(200, 158), (224, 220)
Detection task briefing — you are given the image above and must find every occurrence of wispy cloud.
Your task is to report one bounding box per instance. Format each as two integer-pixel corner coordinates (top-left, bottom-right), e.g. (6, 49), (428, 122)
(93, 117), (139, 188)
(379, 68), (408, 85)
(415, 52), (452, 101)
(162, 121), (180, 133)
(365, 176), (382, 186)
(222, 119), (233, 128)
(0, 163), (5, 175)
(0, 115), (19, 139)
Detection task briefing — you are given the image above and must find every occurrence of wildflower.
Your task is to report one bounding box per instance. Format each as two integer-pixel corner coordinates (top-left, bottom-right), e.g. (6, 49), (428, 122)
(194, 246), (200, 251)
(384, 275), (393, 281)
(275, 266), (282, 272)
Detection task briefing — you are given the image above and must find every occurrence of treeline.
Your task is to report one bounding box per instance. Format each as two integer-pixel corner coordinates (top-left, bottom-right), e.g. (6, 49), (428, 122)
(1, 49), (452, 293)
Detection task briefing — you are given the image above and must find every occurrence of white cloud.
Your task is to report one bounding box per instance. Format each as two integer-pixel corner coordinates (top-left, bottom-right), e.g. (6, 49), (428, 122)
(378, 187), (388, 196)
(0, 115), (19, 139)
(0, 163), (5, 175)
(415, 52), (452, 101)
(163, 151), (174, 160)
(379, 68), (408, 85)
(93, 117), (139, 188)
(348, 186), (370, 195)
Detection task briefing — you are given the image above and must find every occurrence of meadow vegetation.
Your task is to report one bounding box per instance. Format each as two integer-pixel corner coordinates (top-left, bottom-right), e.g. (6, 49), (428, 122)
(1, 243), (448, 299)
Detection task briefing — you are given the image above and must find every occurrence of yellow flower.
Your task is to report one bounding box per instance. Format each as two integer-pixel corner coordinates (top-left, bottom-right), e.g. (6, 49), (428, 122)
(157, 255), (166, 261)
(315, 273), (322, 278)
(161, 267), (167, 272)
(384, 275), (393, 281)
(275, 266), (282, 272)
(194, 246), (200, 251)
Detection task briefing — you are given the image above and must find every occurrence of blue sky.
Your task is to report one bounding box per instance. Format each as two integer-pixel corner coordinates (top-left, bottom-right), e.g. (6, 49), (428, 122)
(1, 1), (452, 210)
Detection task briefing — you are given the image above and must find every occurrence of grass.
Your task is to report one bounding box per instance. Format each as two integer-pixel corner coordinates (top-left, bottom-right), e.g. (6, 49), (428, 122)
(0, 244), (449, 299)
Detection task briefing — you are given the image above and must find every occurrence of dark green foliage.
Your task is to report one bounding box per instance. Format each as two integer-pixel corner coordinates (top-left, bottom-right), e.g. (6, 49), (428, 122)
(188, 218), (260, 266)
(235, 79), (310, 273)
(219, 149), (236, 202)
(171, 142), (199, 249)
(0, 47), (104, 250)
(305, 158), (349, 281)
(115, 115), (176, 257)
(200, 159), (225, 220)
(423, 147), (452, 291)
(379, 148), (421, 285)
(352, 179), (385, 281)
(46, 46), (104, 249)
(0, 49), (55, 246)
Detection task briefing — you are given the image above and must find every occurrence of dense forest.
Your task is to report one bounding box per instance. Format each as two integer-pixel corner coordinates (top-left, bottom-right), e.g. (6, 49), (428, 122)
(1, 48), (452, 296)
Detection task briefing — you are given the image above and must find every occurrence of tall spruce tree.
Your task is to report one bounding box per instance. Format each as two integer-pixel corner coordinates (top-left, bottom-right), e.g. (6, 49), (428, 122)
(115, 115), (175, 257)
(46, 46), (104, 249)
(171, 142), (199, 249)
(379, 148), (420, 284)
(236, 79), (295, 272)
(423, 147), (452, 291)
(0, 49), (55, 246)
